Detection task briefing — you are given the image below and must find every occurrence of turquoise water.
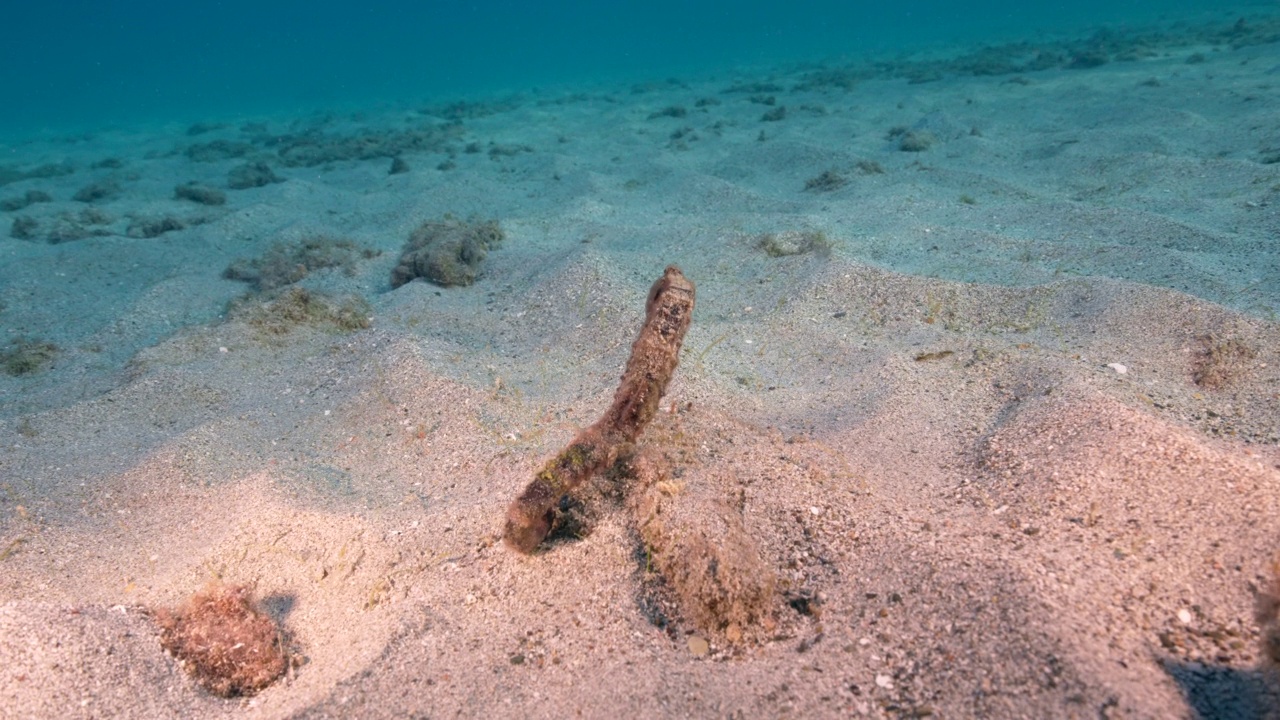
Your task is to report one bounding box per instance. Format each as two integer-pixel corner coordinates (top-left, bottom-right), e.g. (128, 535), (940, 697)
(1, 0), (1277, 409)
(0, 1), (1262, 137)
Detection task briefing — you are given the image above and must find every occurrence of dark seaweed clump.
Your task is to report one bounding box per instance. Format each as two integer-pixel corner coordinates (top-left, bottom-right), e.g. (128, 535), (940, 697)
(758, 230), (833, 258)
(804, 170), (847, 192)
(72, 179), (121, 203)
(127, 215), (197, 239)
(155, 584), (291, 697)
(174, 183), (227, 206)
(228, 287), (372, 337)
(185, 140), (255, 162)
(0, 190), (54, 212)
(271, 124), (464, 167)
(228, 162), (283, 190)
(0, 163), (73, 188)
(390, 216), (504, 289)
(224, 237), (378, 292)
(16, 208), (114, 243)
(1192, 334), (1256, 390)
(1, 338), (59, 376)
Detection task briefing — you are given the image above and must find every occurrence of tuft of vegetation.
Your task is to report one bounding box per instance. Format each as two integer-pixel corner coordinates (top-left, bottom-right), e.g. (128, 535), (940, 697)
(228, 161), (283, 190)
(0, 190), (54, 212)
(224, 236), (378, 291)
(855, 160), (885, 175)
(185, 122), (226, 136)
(185, 139), (254, 162)
(127, 216), (191, 239)
(487, 143), (534, 160)
(647, 106), (687, 120)
(1191, 334), (1256, 390)
(42, 208), (114, 244)
(1068, 48), (1109, 69)
(72, 179), (121, 203)
(174, 183), (227, 206)
(1, 337), (59, 376)
(793, 67), (864, 92)
(803, 170), (847, 192)
(758, 230), (834, 258)
(721, 81), (784, 94)
(228, 287), (372, 336)
(273, 124), (464, 167)
(10, 216), (38, 240)
(898, 130), (936, 152)
(885, 125), (936, 151)
(391, 216), (504, 289)
(421, 98), (520, 121)
(760, 106), (787, 122)
(0, 162), (73, 188)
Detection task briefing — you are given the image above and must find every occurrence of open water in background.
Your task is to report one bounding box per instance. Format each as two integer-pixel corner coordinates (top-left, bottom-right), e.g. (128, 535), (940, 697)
(0, 1), (1267, 138)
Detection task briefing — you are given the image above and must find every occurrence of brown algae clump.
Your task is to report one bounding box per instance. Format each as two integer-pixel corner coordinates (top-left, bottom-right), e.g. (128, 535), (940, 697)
(390, 216), (504, 289)
(758, 230), (833, 258)
(1192, 334), (1256, 390)
(228, 287), (372, 337)
(155, 583), (290, 697)
(1, 337), (59, 376)
(224, 236), (377, 291)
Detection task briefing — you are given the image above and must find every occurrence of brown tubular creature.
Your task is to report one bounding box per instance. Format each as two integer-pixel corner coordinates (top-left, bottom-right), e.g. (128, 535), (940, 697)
(503, 265), (696, 553)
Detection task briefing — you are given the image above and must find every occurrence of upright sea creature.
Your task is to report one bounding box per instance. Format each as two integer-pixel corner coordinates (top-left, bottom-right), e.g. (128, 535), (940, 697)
(503, 265), (695, 553)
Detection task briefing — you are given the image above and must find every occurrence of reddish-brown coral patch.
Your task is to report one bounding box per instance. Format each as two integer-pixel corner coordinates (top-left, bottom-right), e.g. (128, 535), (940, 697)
(155, 583), (289, 697)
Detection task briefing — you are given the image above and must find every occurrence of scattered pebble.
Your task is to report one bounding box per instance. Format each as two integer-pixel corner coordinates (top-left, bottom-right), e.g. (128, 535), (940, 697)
(688, 636), (709, 657)
(1177, 608), (1192, 625)
(1107, 362), (1128, 374)
(875, 674), (894, 689)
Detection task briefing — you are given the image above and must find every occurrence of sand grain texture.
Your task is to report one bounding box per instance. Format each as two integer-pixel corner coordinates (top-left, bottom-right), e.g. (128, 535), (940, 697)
(1, 14), (1279, 719)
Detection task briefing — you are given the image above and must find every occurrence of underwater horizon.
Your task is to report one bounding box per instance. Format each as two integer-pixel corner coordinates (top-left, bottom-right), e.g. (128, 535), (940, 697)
(1, 0), (1272, 139)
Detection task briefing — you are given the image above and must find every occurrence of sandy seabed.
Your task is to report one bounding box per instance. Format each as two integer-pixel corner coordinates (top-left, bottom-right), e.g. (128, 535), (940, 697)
(1, 14), (1279, 720)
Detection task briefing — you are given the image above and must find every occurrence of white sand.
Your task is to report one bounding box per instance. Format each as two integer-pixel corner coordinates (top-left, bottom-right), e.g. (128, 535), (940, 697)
(1, 20), (1278, 719)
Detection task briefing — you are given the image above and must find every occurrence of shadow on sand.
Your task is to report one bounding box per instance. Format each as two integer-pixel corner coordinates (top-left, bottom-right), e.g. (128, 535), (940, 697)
(1161, 658), (1279, 720)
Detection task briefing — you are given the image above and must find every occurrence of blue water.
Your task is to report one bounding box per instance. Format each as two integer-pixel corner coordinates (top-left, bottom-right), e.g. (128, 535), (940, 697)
(0, 1), (1258, 138)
